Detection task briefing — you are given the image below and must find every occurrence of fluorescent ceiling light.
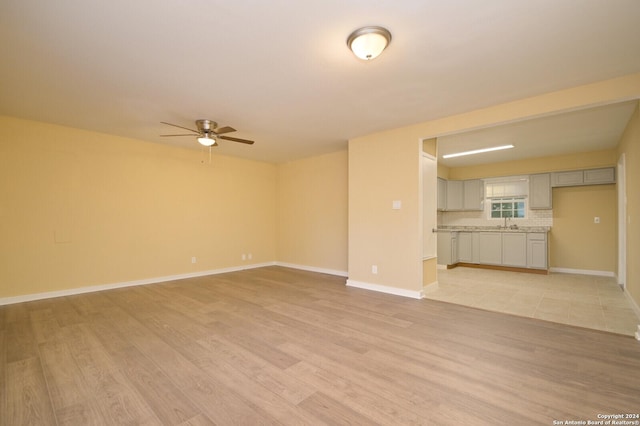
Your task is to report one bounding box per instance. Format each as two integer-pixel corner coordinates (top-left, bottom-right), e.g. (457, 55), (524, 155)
(442, 144), (514, 159)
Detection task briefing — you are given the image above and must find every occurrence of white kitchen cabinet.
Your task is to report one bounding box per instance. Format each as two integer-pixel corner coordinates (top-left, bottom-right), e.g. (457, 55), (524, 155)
(551, 167), (615, 187)
(527, 233), (548, 269)
(529, 173), (552, 209)
(437, 178), (447, 211)
(457, 232), (473, 263)
(583, 168), (615, 185)
(502, 233), (527, 267)
(551, 170), (584, 187)
(437, 231), (457, 265)
(463, 179), (484, 211)
(446, 180), (464, 211)
(478, 232), (502, 265)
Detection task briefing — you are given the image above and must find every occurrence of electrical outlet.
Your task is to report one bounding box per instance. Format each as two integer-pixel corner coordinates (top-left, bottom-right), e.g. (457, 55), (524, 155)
(248, 253), (252, 260)
(191, 257), (197, 264)
(372, 265), (378, 274)
(594, 216), (600, 224)
(242, 254), (247, 261)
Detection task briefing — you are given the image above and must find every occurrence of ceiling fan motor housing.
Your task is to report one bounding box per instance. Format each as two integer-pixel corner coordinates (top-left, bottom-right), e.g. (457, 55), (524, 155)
(196, 119), (217, 134)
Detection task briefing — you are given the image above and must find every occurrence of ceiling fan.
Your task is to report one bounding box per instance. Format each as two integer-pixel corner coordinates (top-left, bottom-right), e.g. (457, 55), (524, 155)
(160, 119), (254, 147)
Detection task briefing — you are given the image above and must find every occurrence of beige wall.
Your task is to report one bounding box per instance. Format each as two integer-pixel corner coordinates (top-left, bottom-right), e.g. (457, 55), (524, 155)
(0, 116), (277, 299)
(276, 151), (348, 273)
(348, 131), (423, 293)
(349, 73), (640, 296)
(550, 185), (617, 272)
(617, 101), (640, 306)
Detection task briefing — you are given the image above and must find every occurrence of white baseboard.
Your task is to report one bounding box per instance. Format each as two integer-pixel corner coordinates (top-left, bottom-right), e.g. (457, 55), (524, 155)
(0, 262), (276, 306)
(274, 262), (348, 277)
(549, 267), (616, 277)
(346, 279), (424, 299)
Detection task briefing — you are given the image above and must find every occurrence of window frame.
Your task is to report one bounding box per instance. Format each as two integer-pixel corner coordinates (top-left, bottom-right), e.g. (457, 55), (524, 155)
(489, 197), (527, 220)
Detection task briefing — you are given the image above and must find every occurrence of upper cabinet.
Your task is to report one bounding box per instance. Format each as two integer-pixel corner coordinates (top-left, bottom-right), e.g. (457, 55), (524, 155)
(437, 167), (614, 213)
(439, 179), (483, 211)
(445, 180), (464, 211)
(462, 179), (484, 211)
(529, 173), (552, 209)
(437, 178), (447, 211)
(551, 167), (615, 187)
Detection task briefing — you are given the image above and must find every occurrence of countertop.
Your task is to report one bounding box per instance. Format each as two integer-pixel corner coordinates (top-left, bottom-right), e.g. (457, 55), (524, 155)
(436, 226), (550, 233)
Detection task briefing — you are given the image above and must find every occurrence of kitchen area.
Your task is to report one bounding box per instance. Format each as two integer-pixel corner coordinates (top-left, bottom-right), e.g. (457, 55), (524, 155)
(427, 164), (639, 336)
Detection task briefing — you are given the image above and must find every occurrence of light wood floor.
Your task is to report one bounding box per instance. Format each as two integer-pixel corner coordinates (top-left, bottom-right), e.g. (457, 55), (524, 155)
(2, 266), (639, 425)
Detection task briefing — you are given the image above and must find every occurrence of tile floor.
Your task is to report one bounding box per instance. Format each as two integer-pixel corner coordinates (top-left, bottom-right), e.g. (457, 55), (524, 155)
(426, 267), (640, 336)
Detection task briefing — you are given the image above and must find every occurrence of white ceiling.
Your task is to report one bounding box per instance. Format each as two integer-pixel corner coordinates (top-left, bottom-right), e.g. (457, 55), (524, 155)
(437, 101), (638, 167)
(1, 0), (639, 164)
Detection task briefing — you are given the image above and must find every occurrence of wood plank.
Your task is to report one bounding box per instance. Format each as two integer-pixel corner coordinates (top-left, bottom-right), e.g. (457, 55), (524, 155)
(39, 339), (92, 411)
(55, 401), (104, 426)
(6, 319), (38, 362)
(4, 357), (56, 426)
(63, 324), (162, 425)
(298, 391), (378, 425)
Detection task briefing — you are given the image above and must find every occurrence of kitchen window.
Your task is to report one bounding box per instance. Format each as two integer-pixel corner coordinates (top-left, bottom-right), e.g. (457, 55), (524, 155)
(490, 197), (526, 219)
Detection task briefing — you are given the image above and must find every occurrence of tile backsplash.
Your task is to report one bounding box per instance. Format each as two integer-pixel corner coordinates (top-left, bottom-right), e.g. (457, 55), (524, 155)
(438, 207), (553, 228)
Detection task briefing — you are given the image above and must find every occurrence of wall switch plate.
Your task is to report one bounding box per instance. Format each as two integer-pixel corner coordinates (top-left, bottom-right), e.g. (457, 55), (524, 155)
(248, 253), (252, 260)
(594, 216), (600, 224)
(242, 254), (246, 261)
(392, 200), (402, 210)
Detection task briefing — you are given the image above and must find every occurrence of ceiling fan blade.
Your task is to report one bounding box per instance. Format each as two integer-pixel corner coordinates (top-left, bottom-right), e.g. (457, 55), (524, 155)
(219, 135), (255, 145)
(160, 133), (199, 137)
(214, 126), (236, 135)
(160, 121), (198, 133)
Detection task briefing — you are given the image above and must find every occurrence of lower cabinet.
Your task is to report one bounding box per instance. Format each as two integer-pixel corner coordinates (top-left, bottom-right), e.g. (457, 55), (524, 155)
(478, 232), (502, 265)
(502, 233), (527, 267)
(527, 233), (548, 269)
(457, 232), (473, 263)
(439, 230), (548, 270)
(437, 231), (455, 265)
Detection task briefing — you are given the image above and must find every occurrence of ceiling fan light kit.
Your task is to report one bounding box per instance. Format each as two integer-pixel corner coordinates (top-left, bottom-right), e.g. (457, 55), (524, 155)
(347, 26), (392, 60)
(197, 135), (216, 147)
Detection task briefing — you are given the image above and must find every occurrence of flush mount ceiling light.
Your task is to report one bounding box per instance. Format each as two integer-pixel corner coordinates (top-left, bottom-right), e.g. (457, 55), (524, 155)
(347, 26), (392, 60)
(442, 144), (514, 159)
(197, 134), (217, 147)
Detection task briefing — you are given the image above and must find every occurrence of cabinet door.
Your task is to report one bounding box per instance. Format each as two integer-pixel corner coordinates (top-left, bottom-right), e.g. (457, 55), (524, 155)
(437, 231), (452, 265)
(527, 233), (548, 269)
(583, 167), (615, 185)
(551, 170), (583, 187)
(457, 232), (473, 262)
(478, 232), (502, 265)
(437, 178), (447, 211)
(446, 180), (464, 211)
(502, 233), (527, 267)
(463, 179), (483, 211)
(529, 173), (552, 209)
